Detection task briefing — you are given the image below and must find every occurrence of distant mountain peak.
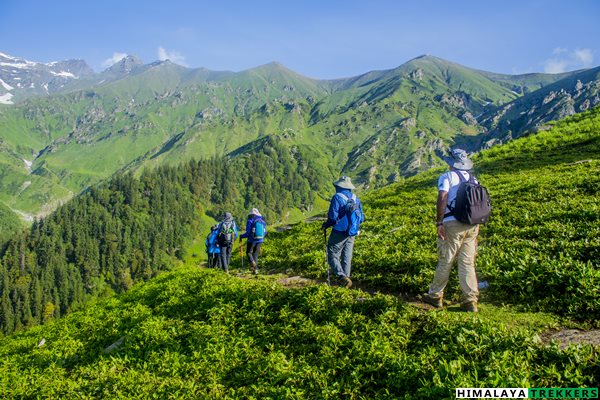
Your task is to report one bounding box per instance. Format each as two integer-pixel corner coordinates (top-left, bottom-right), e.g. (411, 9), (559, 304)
(104, 55), (144, 74)
(264, 61), (285, 68)
(242, 61), (318, 82)
(404, 54), (456, 67)
(148, 59), (185, 68)
(248, 61), (290, 72)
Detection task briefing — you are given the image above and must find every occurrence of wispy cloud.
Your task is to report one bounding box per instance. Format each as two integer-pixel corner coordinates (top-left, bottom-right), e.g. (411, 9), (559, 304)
(157, 46), (188, 66)
(543, 47), (594, 73)
(102, 52), (128, 68)
(574, 48), (594, 66)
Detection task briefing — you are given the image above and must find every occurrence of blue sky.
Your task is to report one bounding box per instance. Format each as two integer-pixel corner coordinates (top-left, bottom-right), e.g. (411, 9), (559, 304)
(1, 0), (598, 79)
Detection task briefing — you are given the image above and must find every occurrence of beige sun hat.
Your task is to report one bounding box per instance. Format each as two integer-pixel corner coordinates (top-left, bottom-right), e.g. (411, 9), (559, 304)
(333, 176), (356, 190)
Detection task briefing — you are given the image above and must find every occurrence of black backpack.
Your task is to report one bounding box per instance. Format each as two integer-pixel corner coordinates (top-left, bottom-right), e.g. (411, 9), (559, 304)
(218, 220), (235, 245)
(448, 171), (491, 225)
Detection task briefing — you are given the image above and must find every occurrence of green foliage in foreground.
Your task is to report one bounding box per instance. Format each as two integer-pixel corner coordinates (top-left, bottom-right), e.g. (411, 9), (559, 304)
(261, 108), (600, 321)
(0, 267), (597, 399)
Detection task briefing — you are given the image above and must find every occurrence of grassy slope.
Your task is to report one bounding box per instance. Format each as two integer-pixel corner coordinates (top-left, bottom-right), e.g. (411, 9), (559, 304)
(261, 107), (600, 320)
(0, 266), (596, 399)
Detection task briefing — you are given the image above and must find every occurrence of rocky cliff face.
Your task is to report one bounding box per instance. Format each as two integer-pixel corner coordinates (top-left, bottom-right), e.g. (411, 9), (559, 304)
(475, 67), (600, 148)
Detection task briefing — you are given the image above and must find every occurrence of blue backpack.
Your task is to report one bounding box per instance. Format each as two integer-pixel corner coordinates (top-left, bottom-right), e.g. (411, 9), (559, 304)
(252, 219), (267, 240)
(337, 193), (363, 236)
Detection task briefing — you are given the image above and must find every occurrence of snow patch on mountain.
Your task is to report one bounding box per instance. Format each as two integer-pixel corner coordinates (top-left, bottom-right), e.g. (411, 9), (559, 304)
(0, 92), (14, 104)
(0, 78), (14, 90)
(0, 58), (37, 69)
(50, 70), (77, 78)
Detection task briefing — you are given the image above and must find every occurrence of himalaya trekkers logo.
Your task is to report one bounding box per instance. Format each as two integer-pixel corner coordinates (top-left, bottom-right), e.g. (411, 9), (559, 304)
(455, 387), (598, 399)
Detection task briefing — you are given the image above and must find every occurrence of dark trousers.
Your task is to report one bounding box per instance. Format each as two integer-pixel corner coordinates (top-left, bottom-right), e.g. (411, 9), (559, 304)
(327, 229), (355, 278)
(208, 253), (221, 269)
(246, 242), (262, 266)
(218, 245), (232, 272)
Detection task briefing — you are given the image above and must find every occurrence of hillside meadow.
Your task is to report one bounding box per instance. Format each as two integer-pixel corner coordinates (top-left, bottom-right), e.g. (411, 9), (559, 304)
(261, 107), (600, 321)
(0, 108), (598, 398)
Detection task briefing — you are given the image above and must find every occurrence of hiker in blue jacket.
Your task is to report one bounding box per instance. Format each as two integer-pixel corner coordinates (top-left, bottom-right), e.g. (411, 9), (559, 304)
(240, 208), (267, 275)
(322, 176), (365, 288)
(205, 225), (221, 268)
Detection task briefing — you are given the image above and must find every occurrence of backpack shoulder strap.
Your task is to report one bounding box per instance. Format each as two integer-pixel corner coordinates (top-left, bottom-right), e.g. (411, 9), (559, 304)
(453, 170), (468, 183)
(336, 192), (349, 202)
(468, 172), (476, 184)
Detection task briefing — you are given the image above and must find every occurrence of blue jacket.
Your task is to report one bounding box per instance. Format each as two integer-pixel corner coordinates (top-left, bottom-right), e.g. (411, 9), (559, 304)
(205, 230), (221, 254)
(240, 215), (267, 244)
(325, 188), (365, 233)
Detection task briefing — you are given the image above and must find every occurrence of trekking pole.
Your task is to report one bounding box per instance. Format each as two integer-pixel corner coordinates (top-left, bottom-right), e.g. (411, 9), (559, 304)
(323, 228), (330, 286)
(240, 240), (245, 273)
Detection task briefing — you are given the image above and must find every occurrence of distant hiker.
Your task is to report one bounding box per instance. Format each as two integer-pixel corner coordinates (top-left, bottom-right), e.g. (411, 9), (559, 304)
(205, 225), (221, 269)
(422, 148), (489, 312)
(216, 212), (238, 273)
(322, 176), (365, 288)
(239, 208), (267, 275)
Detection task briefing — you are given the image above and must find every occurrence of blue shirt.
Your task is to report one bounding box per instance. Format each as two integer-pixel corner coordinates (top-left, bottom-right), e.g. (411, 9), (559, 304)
(326, 188), (364, 233)
(240, 215), (267, 243)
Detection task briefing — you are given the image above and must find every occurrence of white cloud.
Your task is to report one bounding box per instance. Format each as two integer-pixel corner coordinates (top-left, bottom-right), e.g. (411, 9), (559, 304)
(543, 48), (594, 73)
(544, 59), (569, 74)
(157, 46), (188, 66)
(102, 52), (128, 68)
(574, 48), (594, 67)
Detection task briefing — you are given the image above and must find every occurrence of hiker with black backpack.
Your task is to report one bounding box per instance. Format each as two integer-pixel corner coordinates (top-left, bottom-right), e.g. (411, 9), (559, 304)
(422, 149), (491, 312)
(216, 212), (238, 273)
(239, 208), (267, 275)
(322, 176), (365, 288)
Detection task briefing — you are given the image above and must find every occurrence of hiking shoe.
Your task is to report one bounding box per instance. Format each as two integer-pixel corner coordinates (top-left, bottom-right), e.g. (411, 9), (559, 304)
(421, 293), (443, 308)
(461, 301), (478, 312)
(342, 276), (353, 289)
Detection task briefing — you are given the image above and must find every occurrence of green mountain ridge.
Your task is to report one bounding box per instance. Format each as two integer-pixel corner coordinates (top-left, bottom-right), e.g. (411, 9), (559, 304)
(0, 54), (598, 224)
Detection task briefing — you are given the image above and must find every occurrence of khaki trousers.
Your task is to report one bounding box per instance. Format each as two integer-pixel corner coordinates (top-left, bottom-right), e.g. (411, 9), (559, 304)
(429, 220), (479, 303)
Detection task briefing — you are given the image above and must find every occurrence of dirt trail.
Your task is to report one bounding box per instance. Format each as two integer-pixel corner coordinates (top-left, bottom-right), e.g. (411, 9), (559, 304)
(540, 329), (600, 349)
